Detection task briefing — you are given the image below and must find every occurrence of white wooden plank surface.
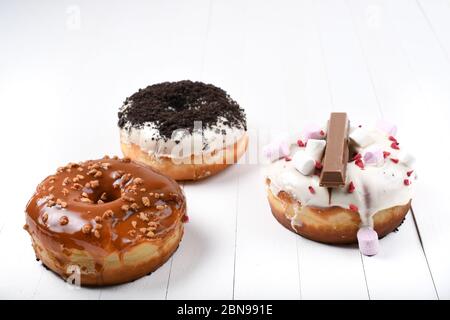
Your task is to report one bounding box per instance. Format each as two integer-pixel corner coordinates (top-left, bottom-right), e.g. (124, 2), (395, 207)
(0, 0), (449, 300)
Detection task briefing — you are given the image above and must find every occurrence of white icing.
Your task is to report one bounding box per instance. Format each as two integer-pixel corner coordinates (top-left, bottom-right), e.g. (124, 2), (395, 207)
(265, 125), (416, 228)
(120, 108), (245, 159)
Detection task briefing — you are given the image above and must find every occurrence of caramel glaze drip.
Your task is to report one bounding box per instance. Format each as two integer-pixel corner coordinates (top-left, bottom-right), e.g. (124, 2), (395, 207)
(24, 156), (186, 281)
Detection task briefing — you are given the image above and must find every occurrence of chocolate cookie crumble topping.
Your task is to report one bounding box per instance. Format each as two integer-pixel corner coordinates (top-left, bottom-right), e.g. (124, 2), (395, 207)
(118, 80), (247, 139)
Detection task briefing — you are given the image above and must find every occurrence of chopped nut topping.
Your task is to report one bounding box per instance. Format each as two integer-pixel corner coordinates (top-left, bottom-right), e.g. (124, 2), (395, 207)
(131, 221), (137, 228)
(47, 200), (56, 207)
(122, 195), (135, 202)
(94, 171), (103, 178)
(122, 157), (131, 163)
(154, 193), (160, 199)
(93, 230), (101, 238)
(87, 169), (97, 176)
(48, 194), (55, 201)
(134, 177), (144, 185)
(130, 203), (139, 211)
(128, 230), (136, 237)
(148, 221), (158, 228)
(156, 205), (165, 210)
(102, 210), (114, 219)
(139, 212), (149, 221)
(100, 192), (108, 201)
(42, 212), (49, 223)
(72, 183), (83, 190)
(140, 188), (146, 192)
(77, 167), (84, 172)
(94, 223), (102, 230)
(62, 188), (69, 196)
(80, 197), (93, 203)
(62, 177), (72, 186)
(48, 186), (55, 192)
(84, 182), (91, 188)
(82, 192), (89, 198)
(139, 227), (147, 233)
(142, 197), (150, 207)
(76, 174), (85, 180)
(90, 180), (100, 188)
(146, 231), (155, 238)
(101, 163), (111, 170)
(59, 216), (69, 225)
(94, 216), (102, 223)
(97, 200), (104, 204)
(60, 201), (68, 208)
(149, 192), (154, 197)
(81, 224), (92, 234)
(112, 170), (124, 179)
(121, 204), (130, 211)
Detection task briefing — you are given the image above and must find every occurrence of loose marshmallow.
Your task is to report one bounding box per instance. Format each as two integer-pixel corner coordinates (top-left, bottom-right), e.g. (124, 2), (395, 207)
(363, 147), (384, 166)
(349, 127), (375, 148)
(305, 139), (326, 162)
(376, 119), (398, 136)
(292, 151), (316, 176)
(357, 227), (380, 256)
(263, 141), (290, 162)
(302, 124), (326, 142)
(398, 151), (416, 167)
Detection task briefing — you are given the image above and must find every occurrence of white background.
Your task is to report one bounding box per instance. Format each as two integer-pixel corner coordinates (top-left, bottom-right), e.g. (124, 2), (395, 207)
(0, 0), (449, 300)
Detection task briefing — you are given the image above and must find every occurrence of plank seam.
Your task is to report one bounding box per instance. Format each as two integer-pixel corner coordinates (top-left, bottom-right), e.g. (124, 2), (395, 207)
(415, 0), (450, 65)
(410, 207), (440, 299)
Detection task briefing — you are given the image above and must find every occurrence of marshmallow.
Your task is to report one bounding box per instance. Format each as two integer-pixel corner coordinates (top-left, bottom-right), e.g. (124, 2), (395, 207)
(349, 127), (374, 147)
(292, 151), (316, 176)
(376, 119), (398, 136)
(263, 141), (290, 162)
(302, 124), (326, 141)
(305, 139), (326, 162)
(398, 151), (416, 167)
(363, 147), (384, 166)
(357, 227), (380, 256)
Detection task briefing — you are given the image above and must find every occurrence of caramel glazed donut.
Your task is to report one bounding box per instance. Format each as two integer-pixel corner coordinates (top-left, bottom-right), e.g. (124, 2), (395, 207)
(118, 80), (248, 181)
(24, 156), (187, 286)
(264, 120), (417, 254)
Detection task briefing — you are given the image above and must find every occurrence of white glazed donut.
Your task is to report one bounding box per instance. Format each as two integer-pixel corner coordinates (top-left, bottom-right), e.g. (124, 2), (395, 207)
(264, 121), (416, 255)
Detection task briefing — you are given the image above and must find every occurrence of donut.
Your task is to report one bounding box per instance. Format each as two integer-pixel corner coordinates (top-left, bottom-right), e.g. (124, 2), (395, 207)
(118, 80), (248, 181)
(264, 114), (417, 255)
(24, 156), (187, 286)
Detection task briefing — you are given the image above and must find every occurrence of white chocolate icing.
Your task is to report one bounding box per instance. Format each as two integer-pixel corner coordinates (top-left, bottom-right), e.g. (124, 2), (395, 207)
(265, 125), (416, 228)
(120, 114), (245, 159)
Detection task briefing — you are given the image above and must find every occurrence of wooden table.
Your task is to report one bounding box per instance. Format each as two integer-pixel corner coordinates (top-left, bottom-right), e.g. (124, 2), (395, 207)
(1, 0), (449, 300)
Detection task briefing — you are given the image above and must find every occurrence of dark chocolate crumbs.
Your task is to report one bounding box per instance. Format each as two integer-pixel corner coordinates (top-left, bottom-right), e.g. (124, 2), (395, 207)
(118, 80), (246, 139)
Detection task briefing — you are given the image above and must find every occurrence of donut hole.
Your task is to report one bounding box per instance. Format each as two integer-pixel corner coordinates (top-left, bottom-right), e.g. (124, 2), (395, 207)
(89, 186), (122, 204)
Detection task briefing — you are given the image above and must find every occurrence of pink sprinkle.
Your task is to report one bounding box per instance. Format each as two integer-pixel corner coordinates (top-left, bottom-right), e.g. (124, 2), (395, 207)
(404, 179), (411, 186)
(352, 153), (362, 161)
(285, 156), (292, 162)
(383, 151), (391, 159)
(391, 158), (399, 164)
(297, 140), (305, 147)
(349, 204), (359, 212)
(315, 161), (323, 170)
(355, 159), (365, 169)
(388, 136), (398, 143)
(391, 142), (400, 150)
(308, 186), (316, 194)
(348, 181), (355, 193)
(407, 170), (414, 177)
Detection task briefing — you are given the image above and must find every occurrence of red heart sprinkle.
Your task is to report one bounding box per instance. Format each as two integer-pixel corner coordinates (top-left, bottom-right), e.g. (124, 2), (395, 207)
(352, 153), (362, 161)
(182, 215), (189, 223)
(355, 159), (365, 169)
(297, 140), (305, 147)
(407, 170), (414, 177)
(285, 156), (292, 162)
(391, 142), (400, 150)
(349, 204), (359, 212)
(389, 136), (398, 143)
(391, 158), (399, 164)
(383, 151), (391, 159)
(308, 186), (316, 194)
(348, 181), (355, 193)
(320, 130), (325, 136)
(404, 179), (411, 186)
(315, 161), (323, 170)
